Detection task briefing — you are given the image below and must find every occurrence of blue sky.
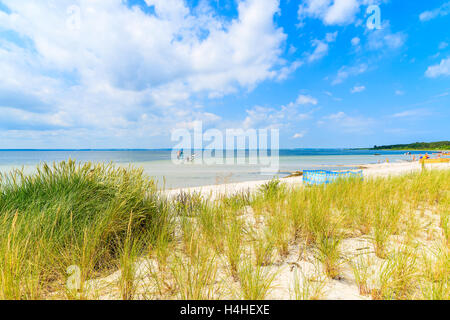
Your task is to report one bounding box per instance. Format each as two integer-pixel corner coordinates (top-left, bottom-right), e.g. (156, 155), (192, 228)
(0, 0), (449, 149)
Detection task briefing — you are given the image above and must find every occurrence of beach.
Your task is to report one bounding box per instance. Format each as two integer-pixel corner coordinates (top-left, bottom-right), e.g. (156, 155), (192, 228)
(0, 158), (448, 300)
(166, 161), (450, 200)
(79, 160), (449, 300)
(2, 0), (449, 306)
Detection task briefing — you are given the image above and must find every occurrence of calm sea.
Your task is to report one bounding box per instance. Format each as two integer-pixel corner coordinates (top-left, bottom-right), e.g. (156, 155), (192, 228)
(0, 149), (431, 189)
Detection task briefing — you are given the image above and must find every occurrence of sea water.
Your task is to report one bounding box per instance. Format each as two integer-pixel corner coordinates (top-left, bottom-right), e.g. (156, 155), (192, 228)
(0, 149), (429, 189)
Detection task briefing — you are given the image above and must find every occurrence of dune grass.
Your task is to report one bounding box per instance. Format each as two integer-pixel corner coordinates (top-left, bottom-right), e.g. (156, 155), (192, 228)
(0, 160), (167, 299)
(291, 267), (326, 300)
(0, 161), (448, 300)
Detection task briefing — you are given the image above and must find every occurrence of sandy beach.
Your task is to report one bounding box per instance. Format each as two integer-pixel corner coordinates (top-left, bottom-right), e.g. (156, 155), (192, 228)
(166, 161), (450, 200)
(74, 160), (449, 301)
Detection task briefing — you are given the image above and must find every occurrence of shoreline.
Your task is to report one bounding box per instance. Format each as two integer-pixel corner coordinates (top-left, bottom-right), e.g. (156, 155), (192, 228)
(165, 161), (450, 199)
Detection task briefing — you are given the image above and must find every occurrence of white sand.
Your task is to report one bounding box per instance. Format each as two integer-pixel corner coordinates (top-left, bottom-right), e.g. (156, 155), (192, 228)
(166, 161), (450, 200)
(79, 161), (449, 300)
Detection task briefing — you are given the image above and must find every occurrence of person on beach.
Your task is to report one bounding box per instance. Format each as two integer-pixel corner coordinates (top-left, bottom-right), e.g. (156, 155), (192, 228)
(176, 150), (184, 161)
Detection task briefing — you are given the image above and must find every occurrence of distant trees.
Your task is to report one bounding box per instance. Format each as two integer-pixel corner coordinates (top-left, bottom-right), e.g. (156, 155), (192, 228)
(372, 141), (450, 150)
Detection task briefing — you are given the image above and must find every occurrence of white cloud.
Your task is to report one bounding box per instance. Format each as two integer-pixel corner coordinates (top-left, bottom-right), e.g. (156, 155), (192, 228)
(293, 131), (307, 139)
(242, 94), (317, 130)
(307, 32), (337, 63)
(332, 63), (368, 85)
(277, 60), (303, 81)
(308, 40), (330, 63)
(350, 86), (366, 93)
(351, 85), (365, 93)
(325, 0), (361, 25)
(366, 23), (406, 51)
(395, 90), (405, 96)
(391, 109), (432, 118)
(383, 33), (406, 49)
(298, 0), (361, 26)
(0, 107), (69, 129)
(296, 94), (318, 105)
(0, 0), (289, 147)
(419, 2), (450, 21)
(242, 105), (294, 130)
(326, 111), (346, 120)
(288, 45), (297, 55)
(321, 111), (375, 133)
(425, 58), (450, 78)
(325, 31), (338, 42)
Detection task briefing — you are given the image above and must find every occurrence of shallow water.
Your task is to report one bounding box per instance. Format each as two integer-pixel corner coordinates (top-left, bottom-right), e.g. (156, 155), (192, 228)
(0, 149), (431, 188)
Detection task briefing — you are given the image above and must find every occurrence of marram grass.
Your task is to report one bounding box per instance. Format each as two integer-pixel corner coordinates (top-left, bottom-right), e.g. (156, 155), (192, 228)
(0, 161), (448, 300)
(0, 160), (167, 299)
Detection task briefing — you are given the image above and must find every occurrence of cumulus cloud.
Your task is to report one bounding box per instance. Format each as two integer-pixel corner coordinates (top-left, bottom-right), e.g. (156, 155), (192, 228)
(425, 58), (450, 78)
(365, 22), (406, 52)
(242, 94), (317, 130)
(0, 0), (289, 147)
(0, 107), (69, 130)
(298, 0), (361, 26)
(296, 94), (319, 105)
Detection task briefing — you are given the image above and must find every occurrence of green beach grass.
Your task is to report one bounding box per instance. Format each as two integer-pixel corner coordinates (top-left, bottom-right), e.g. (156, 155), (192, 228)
(0, 160), (448, 300)
(0, 160), (170, 299)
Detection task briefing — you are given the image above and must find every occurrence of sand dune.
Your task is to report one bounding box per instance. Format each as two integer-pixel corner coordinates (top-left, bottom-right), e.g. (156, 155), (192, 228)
(166, 161), (450, 200)
(79, 161), (449, 300)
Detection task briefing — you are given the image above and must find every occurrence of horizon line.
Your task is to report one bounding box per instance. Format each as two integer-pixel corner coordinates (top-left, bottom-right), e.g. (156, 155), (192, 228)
(0, 148), (372, 151)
